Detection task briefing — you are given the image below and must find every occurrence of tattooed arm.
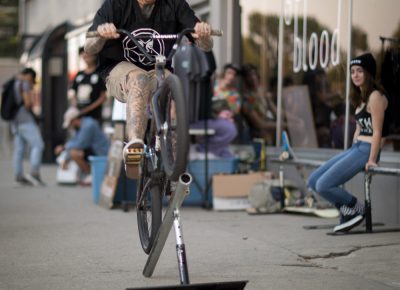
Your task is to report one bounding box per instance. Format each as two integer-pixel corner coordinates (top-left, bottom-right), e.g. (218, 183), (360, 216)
(84, 23), (120, 55)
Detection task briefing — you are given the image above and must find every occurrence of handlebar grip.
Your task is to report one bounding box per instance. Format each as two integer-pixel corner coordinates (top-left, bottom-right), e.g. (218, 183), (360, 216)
(86, 31), (100, 38)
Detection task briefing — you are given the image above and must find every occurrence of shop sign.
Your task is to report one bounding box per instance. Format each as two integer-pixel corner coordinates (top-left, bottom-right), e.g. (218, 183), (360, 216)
(284, 0), (341, 72)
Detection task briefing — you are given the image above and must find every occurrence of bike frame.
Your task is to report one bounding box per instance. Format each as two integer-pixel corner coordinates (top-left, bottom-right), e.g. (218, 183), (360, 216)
(117, 28), (196, 203)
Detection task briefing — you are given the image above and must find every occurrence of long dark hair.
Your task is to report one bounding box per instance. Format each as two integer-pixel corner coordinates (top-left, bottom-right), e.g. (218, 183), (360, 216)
(350, 69), (385, 108)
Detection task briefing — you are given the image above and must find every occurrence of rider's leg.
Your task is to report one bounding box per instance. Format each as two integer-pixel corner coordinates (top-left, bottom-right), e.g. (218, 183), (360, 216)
(125, 70), (152, 141)
(106, 61), (154, 140)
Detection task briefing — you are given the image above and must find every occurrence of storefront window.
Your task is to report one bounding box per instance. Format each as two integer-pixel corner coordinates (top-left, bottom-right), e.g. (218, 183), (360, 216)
(241, 0), (400, 151)
(353, 0), (400, 152)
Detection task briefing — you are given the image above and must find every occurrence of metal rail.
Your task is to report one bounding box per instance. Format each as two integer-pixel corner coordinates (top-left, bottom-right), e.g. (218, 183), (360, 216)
(271, 154), (400, 234)
(143, 173), (192, 281)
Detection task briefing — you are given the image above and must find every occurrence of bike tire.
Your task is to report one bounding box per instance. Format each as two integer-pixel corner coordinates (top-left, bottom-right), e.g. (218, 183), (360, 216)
(136, 167), (162, 254)
(158, 74), (189, 181)
(136, 122), (162, 254)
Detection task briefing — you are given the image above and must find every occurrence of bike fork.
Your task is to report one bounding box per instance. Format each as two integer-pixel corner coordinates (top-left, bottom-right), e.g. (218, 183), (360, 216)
(173, 209), (190, 284)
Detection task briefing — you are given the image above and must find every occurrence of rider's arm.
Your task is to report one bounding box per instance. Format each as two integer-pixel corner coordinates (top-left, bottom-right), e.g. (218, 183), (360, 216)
(175, 0), (213, 51)
(84, 0), (120, 55)
(84, 23), (120, 55)
(84, 37), (107, 56)
(193, 22), (213, 52)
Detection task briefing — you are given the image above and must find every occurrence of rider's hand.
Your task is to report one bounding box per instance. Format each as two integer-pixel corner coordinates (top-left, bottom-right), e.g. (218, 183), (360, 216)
(97, 23), (120, 39)
(192, 22), (212, 39)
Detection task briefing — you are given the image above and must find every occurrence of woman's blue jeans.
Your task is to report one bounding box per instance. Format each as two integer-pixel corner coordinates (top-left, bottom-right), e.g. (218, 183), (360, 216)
(307, 141), (374, 208)
(13, 121), (44, 177)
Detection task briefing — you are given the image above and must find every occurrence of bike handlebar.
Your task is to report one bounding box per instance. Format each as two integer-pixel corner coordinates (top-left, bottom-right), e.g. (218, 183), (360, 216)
(86, 28), (222, 63)
(86, 28), (223, 39)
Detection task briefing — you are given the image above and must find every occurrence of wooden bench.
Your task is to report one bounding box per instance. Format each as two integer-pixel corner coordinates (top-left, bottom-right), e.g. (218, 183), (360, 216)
(270, 157), (400, 233)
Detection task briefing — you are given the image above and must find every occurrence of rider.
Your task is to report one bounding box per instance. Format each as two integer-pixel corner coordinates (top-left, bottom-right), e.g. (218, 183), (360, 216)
(84, 0), (213, 179)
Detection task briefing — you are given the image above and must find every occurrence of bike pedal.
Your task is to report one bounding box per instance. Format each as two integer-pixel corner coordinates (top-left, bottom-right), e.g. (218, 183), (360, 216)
(125, 148), (143, 165)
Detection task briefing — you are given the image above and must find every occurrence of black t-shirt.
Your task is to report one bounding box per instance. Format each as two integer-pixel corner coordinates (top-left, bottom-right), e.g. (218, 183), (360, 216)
(71, 70), (107, 121)
(89, 0), (199, 80)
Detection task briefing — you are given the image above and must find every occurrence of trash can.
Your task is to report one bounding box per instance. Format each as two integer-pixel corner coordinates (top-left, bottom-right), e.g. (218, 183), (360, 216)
(88, 155), (108, 204)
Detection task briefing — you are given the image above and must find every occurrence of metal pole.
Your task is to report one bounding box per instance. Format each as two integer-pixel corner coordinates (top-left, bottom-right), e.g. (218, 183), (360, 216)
(279, 165), (285, 209)
(364, 173), (372, 232)
(143, 173), (192, 278)
(276, 0), (285, 147)
(173, 209), (190, 284)
(344, 0), (353, 149)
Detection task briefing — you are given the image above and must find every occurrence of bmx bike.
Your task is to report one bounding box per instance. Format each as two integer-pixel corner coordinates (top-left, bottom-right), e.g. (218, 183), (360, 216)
(88, 28), (221, 254)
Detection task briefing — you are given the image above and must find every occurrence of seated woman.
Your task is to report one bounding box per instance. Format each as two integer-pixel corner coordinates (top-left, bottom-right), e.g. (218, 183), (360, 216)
(307, 53), (390, 233)
(190, 63), (241, 158)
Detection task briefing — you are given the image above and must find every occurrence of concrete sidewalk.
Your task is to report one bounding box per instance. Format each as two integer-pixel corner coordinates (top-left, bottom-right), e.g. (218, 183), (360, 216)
(0, 157), (400, 290)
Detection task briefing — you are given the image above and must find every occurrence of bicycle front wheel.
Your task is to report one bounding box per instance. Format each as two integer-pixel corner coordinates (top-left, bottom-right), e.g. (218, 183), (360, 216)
(136, 146), (162, 254)
(158, 74), (189, 181)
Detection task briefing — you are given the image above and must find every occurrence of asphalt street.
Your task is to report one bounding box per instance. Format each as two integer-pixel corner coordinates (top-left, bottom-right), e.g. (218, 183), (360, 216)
(1, 157), (400, 290)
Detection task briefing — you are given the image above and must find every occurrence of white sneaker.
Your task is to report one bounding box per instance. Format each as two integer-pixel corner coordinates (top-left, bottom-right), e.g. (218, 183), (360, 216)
(25, 174), (46, 186)
(80, 174), (92, 186)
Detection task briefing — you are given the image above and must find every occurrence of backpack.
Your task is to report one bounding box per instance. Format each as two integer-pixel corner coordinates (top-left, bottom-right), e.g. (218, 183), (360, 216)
(1, 78), (22, 121)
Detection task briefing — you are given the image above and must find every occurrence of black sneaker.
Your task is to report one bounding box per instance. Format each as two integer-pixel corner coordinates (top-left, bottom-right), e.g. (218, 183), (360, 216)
(15, 176), (34, 186)
(333, 202), (365, 233)
(25, 174), (46, 186)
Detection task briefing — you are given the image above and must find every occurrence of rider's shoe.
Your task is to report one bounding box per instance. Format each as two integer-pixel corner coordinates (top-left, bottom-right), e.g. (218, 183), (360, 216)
(123, 139), (144, 179)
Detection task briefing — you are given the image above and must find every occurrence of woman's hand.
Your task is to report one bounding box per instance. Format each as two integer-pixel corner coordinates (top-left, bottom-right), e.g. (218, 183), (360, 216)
(365, 160), (378, 171)
(218, 110), (234, 122)
(97, 23), (120, 39)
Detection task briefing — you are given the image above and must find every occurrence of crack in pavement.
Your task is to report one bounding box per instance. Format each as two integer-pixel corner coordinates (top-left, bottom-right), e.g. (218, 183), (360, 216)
(298, 242), (400, 260)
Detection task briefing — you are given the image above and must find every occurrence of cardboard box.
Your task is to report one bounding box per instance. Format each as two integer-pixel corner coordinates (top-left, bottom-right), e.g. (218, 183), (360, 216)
(213, 196), (251, 211)
(212, 172), (273, 198)
(212, 172), (274, 211)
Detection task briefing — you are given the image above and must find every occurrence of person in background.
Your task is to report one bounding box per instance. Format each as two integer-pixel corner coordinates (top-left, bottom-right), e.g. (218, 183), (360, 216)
(69, 47), (107, 124)
(12, 68), (45, 186)
(241, 64), (280, 145)
(302, 68), (334, 148)
(54, 107), (110, 185)
(213, 64), (242, 123)
(195, 63), (241, 157)
(241, 64), (305, 145)
(307, 53), (389, 233)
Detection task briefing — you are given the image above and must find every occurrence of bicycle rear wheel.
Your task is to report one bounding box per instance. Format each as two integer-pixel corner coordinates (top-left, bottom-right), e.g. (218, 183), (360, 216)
(136, 122), (162, 254)
(158, 74), (189, 181)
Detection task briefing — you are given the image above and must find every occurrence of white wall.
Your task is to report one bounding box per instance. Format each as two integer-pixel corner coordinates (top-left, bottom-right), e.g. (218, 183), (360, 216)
(20, 0), (103, 34)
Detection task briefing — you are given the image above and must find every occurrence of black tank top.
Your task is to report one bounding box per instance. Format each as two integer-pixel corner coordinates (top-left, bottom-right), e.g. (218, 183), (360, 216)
(355, 104), (390, 137)
(355, 106), (373, 136)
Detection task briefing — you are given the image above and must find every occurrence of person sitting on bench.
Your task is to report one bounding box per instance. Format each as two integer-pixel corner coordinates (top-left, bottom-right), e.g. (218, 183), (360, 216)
(307, 53), (390, 233)
(55, 107), (110, 185)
